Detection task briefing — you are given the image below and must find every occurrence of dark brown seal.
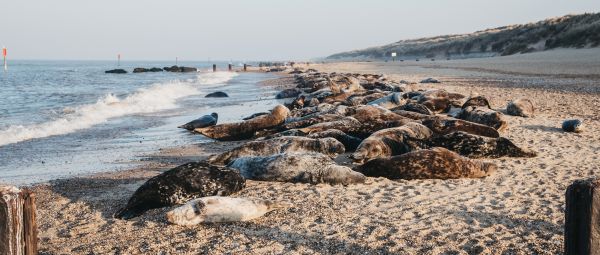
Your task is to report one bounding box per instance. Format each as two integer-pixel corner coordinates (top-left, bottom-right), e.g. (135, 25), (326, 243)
(356, 147), (496, 180)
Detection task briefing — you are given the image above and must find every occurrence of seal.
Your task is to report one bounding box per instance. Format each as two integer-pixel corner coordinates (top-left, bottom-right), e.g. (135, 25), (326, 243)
(280, 113), (344, 131)
(298, 116), (362, 135)
(415, 89), (465, 113)
(195, 105), (290, 141)
(166, 196), (291, 226)
(346, 92), (387, 106)
(462, 96), (491, 109)
(562, 119), (584, 133)
(208, 136), (345, 165)
(394, 103), (433, 115)
(429, 131), (537, 158)
(456, 106), (508, 131)
(115, 161), (245, 219)
(421, 117), (500, 138)
(351, 123), (433, 163)
(228, 152), (366, 185)
(307, 129), (363, 152)
(356, 147), (497, 180)
(178, 113), (218, 131)
(506, 98), (534, 117)
(367, 92), (406, 109)
(289, 95), (306, 110)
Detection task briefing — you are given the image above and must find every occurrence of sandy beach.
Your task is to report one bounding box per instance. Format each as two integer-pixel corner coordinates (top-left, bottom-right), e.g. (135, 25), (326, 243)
(30, 49), (600, 254)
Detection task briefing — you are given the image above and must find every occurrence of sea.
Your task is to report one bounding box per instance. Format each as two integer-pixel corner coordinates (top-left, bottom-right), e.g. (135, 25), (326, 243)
(0, 60), (284, 185)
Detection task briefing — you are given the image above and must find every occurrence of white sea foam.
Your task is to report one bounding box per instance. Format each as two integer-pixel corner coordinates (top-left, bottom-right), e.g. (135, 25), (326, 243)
(0, 71), (238, 146)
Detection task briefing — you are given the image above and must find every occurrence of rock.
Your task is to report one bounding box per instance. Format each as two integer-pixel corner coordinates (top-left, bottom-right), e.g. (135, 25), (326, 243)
(163, 65), (197, 72)
(276, 88), (302, 99)
(420, 78), (440, 83)
(205, 91), (229, 98)
(105, 69), (127, 74)
(133, 68), (148, 73)
(149, 67), (163, 72)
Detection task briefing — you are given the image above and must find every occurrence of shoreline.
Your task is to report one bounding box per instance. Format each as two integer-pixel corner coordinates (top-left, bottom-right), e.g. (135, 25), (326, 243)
(31, 56), (600, 253)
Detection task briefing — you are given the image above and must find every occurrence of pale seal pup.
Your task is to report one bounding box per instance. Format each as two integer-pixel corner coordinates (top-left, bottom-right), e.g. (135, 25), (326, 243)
(456, 106), (508, 131)
(195, 105), (290, 141)
(356, 147), (497, 180)
(166, 196), (291, 226)
(351, 123), (433, 163)
(429, 131), (537, 158)
(115, 162), (245, 219)
(208, 136), (345, 165)
(178, 113), (218, 131)
(562, 119), (584, 133)
(228, 153), (366, 185)
(506, 98), (534, 117)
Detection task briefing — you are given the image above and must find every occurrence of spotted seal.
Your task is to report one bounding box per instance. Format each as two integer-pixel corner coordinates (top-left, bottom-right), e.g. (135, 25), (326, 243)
(228, 153), (366, 185)
(115, 161), (245, 219)
(208, 136), (345, 165)
(355, 147), (497, 180)
(506, 98), (534, 117)
(351, 123), (433, 163)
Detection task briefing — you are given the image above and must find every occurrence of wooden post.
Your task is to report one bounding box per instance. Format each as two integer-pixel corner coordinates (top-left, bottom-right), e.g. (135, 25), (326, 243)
(212, 64), (216, 72)
(0, 186), (37, 255)
(228, 64), (232, 71)
(243, 64), (247, 72)
(565, 178), (600, 255)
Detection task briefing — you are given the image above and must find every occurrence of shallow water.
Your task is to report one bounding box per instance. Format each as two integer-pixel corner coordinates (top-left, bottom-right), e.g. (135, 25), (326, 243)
(0, 60), (284, 185)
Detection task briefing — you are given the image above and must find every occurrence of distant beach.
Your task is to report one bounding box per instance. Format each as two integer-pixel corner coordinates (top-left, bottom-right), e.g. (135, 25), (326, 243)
(22, 49), (599, 254)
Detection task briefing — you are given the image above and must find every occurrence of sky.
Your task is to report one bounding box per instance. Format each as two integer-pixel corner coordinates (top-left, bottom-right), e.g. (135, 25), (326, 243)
(1, 0), (599, 61)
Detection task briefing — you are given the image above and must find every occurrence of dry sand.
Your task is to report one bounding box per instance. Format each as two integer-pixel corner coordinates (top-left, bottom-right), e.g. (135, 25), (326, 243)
(33, 50), (600, 254)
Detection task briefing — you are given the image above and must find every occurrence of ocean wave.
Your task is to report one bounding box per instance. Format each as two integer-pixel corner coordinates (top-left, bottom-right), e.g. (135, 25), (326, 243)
(0, 71), (238, 146)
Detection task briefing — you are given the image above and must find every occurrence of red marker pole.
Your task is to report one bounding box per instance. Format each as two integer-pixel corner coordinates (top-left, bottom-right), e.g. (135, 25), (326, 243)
(2, 47), (7, 71)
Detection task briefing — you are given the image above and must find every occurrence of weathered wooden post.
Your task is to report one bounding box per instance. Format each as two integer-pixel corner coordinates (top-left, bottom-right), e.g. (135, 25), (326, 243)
(228, 64), (232, 71)
(0, 185), (38, 255)
(212, 64), (216, 72)
(565, 178), (600, 255)
(243, 64), (247, 72)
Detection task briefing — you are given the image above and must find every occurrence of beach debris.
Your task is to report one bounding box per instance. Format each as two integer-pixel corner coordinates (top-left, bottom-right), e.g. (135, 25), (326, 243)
(562, 119), (584, 133)
(178, 113), (218, 131)
(194, 105), (290, 141)
(420, 77), (440, 83)
(105, 69), (127, 74)
(166, 196), (291, 226)
(208, 136), (344, 165)
(506, 98), (535, 117)
(115, 161), (245, 219)
(355, 147), (496, 180)
(205, 91), (229, 98)
(228, 152), (366, 185)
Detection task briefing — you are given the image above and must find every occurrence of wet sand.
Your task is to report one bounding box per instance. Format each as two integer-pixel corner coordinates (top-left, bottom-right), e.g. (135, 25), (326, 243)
(33, 50), (600, 254)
